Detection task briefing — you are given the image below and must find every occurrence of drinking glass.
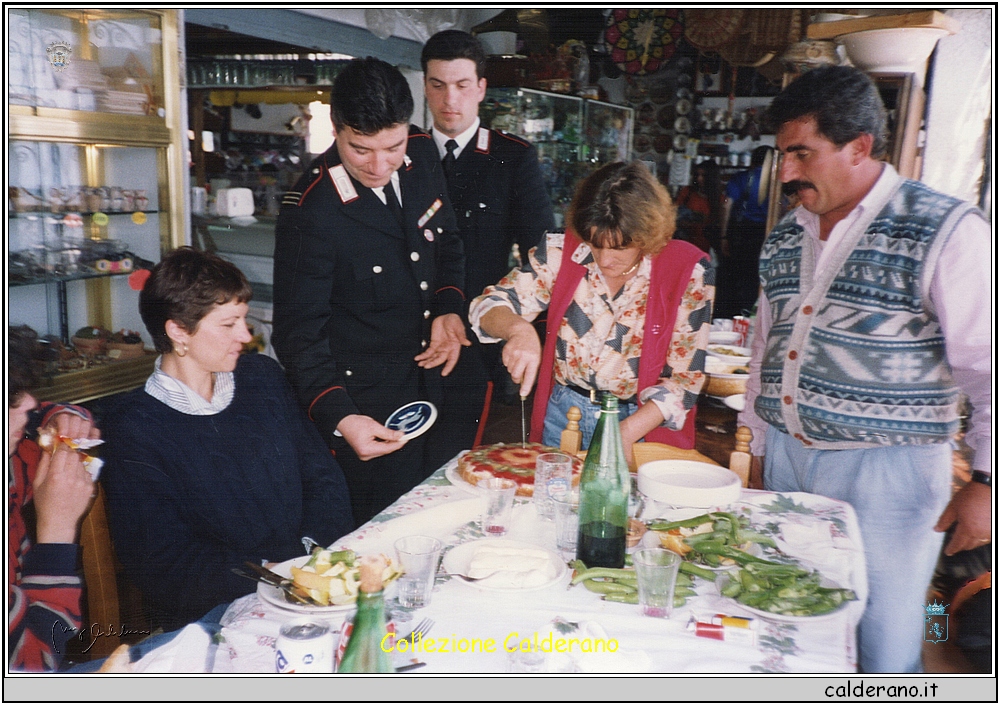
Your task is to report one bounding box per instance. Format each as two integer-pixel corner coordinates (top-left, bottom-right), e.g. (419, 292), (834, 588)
(478, 478), (517, 536)
(551, 489), (580, 554)
(393, 536), (443, 609)
(633, 548), (682, 618)
(534, 452), (573, 520)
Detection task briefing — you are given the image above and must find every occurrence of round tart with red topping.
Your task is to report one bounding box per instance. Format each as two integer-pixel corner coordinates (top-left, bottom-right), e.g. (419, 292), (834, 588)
(457, 442), (583, 497)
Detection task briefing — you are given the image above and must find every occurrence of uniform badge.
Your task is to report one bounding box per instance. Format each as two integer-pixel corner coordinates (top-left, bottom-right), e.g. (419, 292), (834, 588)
(476, 127), (490, 153)
(424, 228), (434, 242)
(417, 198), (442, 227)
(328, 164), (358, 203)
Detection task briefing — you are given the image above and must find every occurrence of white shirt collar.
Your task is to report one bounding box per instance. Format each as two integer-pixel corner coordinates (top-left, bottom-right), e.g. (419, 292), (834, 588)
(145, 355), (235, 415)
(372, 170), (402, 206)
(794, 162), (898, 267)
(432, 118), (480, 160)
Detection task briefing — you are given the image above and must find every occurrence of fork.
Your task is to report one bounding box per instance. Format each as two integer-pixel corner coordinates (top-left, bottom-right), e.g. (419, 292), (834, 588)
(397, 618), (434, 644)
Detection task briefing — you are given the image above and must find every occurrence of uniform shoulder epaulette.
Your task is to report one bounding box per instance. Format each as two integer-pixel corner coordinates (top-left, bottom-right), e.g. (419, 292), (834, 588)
(494, 130), (532, 149)
(284, 165), (326, 207)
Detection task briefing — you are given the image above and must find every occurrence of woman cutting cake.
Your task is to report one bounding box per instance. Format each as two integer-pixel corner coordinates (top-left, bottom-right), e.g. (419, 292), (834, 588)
(470, 162), (714, 465)
(102, 248), (354, 630)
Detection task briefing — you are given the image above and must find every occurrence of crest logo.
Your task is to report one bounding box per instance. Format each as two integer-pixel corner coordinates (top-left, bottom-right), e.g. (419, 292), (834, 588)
(923, 599), (949, 644)
(46, 42), (72, 72)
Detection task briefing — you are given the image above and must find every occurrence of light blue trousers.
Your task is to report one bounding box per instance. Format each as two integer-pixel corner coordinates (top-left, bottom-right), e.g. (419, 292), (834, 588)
(764, 425), (952, 673)
(541, 385), (638, 450)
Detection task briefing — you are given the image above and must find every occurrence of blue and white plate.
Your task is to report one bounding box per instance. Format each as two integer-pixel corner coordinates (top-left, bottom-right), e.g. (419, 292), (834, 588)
(385, 401), (438, 440)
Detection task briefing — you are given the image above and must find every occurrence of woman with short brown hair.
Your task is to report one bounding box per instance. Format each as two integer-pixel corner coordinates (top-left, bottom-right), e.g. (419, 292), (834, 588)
(471, 162), (715, 464)
(103, 248), (353, 630)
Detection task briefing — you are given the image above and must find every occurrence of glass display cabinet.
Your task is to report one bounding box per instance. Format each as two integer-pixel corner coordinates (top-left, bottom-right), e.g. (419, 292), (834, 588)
(8, 8), (185, 402)
(480, 87), (634, 223)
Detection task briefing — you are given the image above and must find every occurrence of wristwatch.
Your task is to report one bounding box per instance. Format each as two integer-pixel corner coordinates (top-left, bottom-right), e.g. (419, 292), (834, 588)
(970, 470), (991, 486)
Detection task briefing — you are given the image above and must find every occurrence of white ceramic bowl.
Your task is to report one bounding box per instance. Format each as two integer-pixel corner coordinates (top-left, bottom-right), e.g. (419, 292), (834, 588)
(709, 331), (742, 346)
(637, 460), (742, 508)
(836, 27), (948, 73)
(706, 344), (752, 366)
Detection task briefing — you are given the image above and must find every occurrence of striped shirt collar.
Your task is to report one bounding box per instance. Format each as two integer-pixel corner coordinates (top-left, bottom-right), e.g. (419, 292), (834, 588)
(145, 356), (235, 415)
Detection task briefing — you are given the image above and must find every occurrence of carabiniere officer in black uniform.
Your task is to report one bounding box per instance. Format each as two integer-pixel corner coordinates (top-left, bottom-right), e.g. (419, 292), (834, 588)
(420, 31), (556, 464)
(273, 57), (469, 525)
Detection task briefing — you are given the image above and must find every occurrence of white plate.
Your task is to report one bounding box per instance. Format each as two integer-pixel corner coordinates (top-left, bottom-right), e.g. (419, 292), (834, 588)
(445, 461), (483, 495)
(385, 401), (437, 440)
(706, 344), (752, 365)
(256, 556), (358, 615)
(723, 394), (746, 412)
(715, 572), (853, 622)
(442, 539), (567, 592)
(637, 460), (742, 508)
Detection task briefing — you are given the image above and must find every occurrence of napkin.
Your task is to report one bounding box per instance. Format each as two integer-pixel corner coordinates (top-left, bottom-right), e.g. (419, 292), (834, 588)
(339, 498), (482, 555)
(130, 623), (215, 673)
(524, 619), (651, 673)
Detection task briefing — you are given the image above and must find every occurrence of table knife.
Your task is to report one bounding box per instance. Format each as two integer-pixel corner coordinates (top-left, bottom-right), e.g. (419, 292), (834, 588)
(520, 395), (527, 448)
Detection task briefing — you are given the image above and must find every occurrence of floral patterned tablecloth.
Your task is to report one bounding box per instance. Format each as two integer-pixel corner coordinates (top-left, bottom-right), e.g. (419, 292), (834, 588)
(213, 455), (866, 673)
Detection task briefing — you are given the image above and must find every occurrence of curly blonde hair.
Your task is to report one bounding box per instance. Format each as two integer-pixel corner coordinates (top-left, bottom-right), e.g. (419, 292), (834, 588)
(567, 162), (676, 256)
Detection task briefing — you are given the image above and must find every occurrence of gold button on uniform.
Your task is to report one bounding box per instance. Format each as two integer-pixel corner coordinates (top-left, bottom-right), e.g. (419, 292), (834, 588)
(410, 252), (420, 262)
(372, 265), (382, 274)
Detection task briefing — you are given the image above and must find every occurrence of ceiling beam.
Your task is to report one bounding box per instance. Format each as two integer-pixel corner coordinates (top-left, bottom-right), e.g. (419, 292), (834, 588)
(184, 8), (423, 68)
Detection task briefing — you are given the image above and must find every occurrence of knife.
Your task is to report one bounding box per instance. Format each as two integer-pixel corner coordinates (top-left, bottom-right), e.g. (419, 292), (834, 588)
(236, 562), (323, 607)
(395, 662), (427, 673)
(520, 395), (527, 448)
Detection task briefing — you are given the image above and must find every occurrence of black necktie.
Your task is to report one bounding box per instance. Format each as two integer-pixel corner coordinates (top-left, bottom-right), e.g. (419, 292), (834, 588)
(442, 139), (458, 181)
(384, 183), (403, 227)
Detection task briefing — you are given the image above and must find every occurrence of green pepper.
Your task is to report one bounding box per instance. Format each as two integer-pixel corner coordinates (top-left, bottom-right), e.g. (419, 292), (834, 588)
(646, 513), (716, 532)
(571, 567), (637, 585)
(602, 592), (639, 604)
(583, 578), (636, 595)
(678, 561), (716, 581)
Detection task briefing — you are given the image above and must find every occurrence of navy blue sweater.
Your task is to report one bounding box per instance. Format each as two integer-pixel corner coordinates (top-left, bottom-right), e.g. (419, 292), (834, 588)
(103, 354), (354, 629)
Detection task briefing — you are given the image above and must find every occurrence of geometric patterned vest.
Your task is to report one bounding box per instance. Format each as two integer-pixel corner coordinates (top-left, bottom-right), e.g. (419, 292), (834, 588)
(755, 175), (981, 448)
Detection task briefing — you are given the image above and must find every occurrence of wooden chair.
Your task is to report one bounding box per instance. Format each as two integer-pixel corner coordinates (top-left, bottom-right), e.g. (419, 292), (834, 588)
(77, 483), (121, 658)
(559, 405), (753, 487)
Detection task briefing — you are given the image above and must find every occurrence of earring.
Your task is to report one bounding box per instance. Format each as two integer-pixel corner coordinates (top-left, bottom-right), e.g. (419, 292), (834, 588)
(176, 343), (188, 357)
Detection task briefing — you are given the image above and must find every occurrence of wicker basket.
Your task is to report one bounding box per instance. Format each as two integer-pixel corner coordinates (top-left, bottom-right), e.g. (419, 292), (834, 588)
(106, 341), (145, 359)
(71, 335), (107, 356)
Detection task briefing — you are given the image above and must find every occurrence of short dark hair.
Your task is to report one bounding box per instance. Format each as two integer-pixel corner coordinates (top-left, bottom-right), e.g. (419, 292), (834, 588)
(764, 65), (888, 159)
(139, 247), (252, 354)
(421, 30), (487, 79)
(8, 325), (39, 407)
(330, 57), (414, 135)
(569, 162), (676, 256)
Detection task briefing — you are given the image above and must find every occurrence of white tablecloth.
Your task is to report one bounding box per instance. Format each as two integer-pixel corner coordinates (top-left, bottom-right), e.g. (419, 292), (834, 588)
(144, 455), (868, 673)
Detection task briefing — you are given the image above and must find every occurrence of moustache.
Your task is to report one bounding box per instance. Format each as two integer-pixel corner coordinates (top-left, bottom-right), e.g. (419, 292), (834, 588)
(783, 181), (816, 195)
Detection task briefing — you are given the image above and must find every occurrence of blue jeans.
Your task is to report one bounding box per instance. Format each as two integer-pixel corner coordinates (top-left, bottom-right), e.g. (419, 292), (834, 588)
(541, 385), (638, 449)
(764, 426), (951, 673)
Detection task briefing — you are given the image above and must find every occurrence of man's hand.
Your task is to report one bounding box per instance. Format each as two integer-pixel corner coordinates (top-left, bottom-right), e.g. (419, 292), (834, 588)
(414, 313), (470, 376)
(934, 481), (992, 555)
(33, 447), (95, 544)
(336, 414), (407, 461)
(748, 455), (765, 490)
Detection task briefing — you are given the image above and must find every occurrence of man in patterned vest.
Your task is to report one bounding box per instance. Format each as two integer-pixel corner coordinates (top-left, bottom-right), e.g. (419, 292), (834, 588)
(738, 66), (991, 673)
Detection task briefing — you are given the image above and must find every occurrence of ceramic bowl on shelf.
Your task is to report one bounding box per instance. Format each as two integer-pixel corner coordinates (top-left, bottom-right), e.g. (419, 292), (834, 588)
(836, 27), (948, 73)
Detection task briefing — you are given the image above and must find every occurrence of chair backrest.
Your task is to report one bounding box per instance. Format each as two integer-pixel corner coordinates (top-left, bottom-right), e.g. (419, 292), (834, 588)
(558, 405), (752, 487)
(78, 483), (121, 658)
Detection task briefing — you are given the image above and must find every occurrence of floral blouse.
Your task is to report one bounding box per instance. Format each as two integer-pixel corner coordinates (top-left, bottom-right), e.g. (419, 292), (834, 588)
(470, 232), (714, 431)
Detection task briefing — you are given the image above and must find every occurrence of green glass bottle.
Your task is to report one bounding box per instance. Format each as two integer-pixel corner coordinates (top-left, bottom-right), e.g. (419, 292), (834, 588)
(575, 393), (631, 568)
(337, 560), (394, 674)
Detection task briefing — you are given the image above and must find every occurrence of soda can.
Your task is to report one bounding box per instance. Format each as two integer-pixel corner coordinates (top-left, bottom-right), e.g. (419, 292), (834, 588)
(732, 316), (750, 347)
(275, 618), (335, 673)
